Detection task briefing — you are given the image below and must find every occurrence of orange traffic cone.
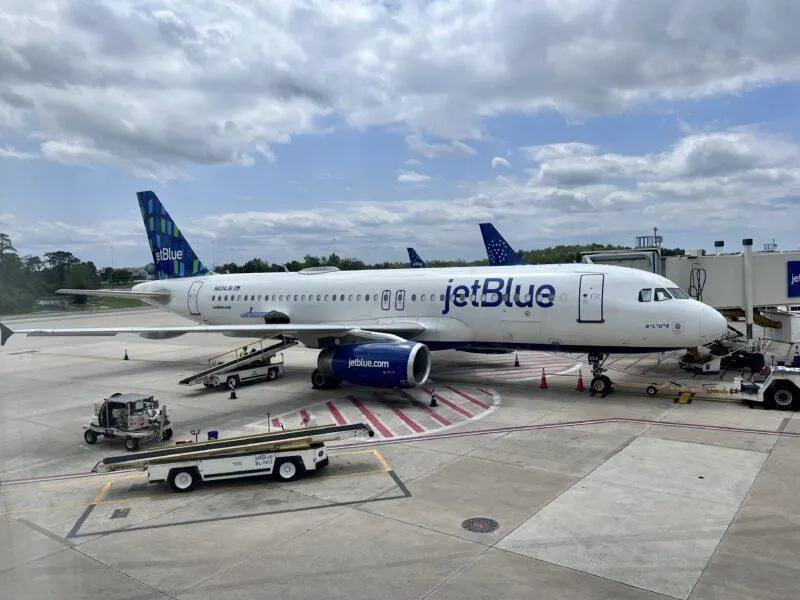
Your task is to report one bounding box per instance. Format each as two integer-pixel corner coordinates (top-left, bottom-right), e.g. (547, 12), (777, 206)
(540, 368), (548, 389)
(576, 370), (585, 392)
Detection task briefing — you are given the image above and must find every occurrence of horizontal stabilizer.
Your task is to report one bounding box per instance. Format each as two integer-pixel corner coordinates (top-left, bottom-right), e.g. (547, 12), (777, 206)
(56, 288), (170, 300)
(0, 321), (425, 346)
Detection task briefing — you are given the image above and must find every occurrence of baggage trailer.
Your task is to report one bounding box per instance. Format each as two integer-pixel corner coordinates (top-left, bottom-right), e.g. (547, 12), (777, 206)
(92, 422), (375, 493)
(84, 393), (172, 452)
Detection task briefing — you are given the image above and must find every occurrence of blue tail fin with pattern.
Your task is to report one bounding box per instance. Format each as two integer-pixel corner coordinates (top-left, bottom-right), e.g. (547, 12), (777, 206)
(137, 191), (210, 279)
(407, 247), (426, 268)
(479, 223), (526, 266)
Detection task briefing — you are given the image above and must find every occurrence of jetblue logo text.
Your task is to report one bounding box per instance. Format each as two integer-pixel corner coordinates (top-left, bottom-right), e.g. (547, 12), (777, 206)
(789, 261), (800, 298)
(442, 278), (555, 315)
(154, 248), (183, 262)
(348, 358), (390, 369)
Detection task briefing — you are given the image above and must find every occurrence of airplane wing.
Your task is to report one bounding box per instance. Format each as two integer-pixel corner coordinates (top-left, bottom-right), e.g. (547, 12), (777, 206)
(0, 321), (425, 347)
(56, 288), (170, 301)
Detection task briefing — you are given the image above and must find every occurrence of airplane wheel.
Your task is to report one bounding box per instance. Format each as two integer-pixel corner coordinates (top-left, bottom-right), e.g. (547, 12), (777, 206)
(591, 376), (612, 394)
(311, 369), (326, 389)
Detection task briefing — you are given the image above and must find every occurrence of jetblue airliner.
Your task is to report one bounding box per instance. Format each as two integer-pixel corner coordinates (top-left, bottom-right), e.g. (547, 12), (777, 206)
(0, 191), (727, 394)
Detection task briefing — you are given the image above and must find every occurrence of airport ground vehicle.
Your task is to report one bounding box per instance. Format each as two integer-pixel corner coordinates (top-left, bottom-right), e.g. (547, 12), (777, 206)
(83, 393), (172, 451)
(202, 354), (285, 389)
(731, 366), (800, 411)
(92, 423), (375, 492)
(180, 340), (296, 389)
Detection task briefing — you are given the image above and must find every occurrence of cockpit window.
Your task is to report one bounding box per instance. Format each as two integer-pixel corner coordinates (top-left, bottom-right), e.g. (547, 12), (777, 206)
(667, 287), (690, 299)
(638, 288), (652, 302)
(654, 288), (673, 301)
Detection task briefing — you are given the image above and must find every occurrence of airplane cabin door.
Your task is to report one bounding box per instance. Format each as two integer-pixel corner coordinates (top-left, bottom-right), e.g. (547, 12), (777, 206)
(577, 274), (605, 323)
(188, 281), (203, 316)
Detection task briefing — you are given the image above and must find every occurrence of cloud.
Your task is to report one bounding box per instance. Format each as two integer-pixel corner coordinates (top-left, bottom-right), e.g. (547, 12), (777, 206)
(491, 156), (511, 169)
(3, 1), (798, 177)
(404, 158), (421, 166)
(9, 126), (800, 266)
(397, 169), (431, 183)
(0, 146), (37, 160)
(405, 135), (477, 158)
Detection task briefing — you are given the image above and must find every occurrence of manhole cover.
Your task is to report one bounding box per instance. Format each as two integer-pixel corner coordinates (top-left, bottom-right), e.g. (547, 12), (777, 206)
(461, 517), (499, 533)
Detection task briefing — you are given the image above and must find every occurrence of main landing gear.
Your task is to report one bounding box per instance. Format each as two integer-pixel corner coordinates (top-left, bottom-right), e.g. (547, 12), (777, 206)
(588, 352), (614, 395)
(311, 369), (342, 390)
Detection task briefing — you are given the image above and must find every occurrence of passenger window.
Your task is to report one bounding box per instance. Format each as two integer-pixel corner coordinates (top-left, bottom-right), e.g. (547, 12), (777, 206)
(316, 294), (321, 301)
(324, 294), (329, 301)
(440, 294), (444, 301)
(411, 294), (417, 301)
(340, 294), (345, 301)
(638, 289), (652, 302)
(301, 294), (306, 301)
(420, 294), (426, 302)
(356, 294), (361, 301)
(293, 295), (297, 301)
(211, 295), (215, 301)
(654, 288), (672, 301)
(279, 295), (284, 301)
(332, 294), (336, 301)
(224, 295), (228, 301)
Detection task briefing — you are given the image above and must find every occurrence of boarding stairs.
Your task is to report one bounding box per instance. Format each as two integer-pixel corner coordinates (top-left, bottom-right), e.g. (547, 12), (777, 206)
(179, 337), (298, 385)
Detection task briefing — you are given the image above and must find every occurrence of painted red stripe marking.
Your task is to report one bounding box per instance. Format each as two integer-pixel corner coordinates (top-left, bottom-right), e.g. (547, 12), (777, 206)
(477, 388), (493, 397)
(719, 369), (728, 380)
(434, 396), (473, 418)
(326, 401), (347, 425)
(271, 418), (281, 428)
(392, 408), (424, 433)
(445, 386), (490, 410)
(397, 390), (452, 427)
(300, 409), (310, 421)
(348, 395), (393, 437)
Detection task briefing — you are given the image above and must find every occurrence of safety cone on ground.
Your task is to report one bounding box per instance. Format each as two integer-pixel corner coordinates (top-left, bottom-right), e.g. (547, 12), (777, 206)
(514, 353), (520, 368)
(540, 368), (548, 389)
(229, 389), (237, 400)
(576, 370), (585, 392)
(123, 349), (129, 360)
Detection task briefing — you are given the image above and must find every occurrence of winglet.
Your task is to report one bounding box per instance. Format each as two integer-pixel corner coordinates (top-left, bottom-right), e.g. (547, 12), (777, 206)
(479, 223), (526, 266)
(1, 322), (13, 346)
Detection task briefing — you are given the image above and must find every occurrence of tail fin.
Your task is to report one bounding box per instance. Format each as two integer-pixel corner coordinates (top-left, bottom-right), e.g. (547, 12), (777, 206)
(137, 191), (210, 279)
(407, 247), (426, 268)
(479, 223), (526, 266)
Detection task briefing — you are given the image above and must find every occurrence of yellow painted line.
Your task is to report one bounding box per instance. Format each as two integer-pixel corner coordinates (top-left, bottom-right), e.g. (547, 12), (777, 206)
(372, 449), (392, 472)
(92, 480), (112, 504)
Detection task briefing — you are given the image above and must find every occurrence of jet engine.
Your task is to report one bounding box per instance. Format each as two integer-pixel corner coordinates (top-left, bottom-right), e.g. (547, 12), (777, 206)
(315, 342), (431, 389)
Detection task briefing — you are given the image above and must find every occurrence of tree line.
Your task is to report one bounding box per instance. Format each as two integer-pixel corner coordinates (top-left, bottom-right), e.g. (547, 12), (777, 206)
(0, 231), (683, 314)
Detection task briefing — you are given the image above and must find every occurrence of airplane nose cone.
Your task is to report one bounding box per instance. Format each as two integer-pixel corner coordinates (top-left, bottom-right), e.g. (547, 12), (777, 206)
(699, 305), (727, 341)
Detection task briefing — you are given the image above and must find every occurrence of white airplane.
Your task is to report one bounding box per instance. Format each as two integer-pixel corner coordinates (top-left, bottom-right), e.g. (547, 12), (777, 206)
(0, 191), (727, 394)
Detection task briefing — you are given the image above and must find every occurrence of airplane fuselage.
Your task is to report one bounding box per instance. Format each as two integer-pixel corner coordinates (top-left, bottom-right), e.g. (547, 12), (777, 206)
(134, 263), (724, 353)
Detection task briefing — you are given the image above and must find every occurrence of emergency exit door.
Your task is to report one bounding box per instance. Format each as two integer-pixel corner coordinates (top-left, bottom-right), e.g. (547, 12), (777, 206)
(577, 274), (604, 323)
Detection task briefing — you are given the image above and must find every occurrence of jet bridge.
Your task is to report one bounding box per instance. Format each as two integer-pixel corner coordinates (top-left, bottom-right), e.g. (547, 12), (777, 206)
(179, 337), (298, 386)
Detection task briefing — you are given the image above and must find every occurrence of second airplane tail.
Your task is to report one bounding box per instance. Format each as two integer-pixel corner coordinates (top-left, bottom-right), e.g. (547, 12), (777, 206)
(137, 191), (210, 280)
(407, 247), (426, 268)
(479, 223), (526, 266)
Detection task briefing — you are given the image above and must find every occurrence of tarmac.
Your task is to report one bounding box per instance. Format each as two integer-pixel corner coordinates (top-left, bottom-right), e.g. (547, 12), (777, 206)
(1, 309), (799, 600)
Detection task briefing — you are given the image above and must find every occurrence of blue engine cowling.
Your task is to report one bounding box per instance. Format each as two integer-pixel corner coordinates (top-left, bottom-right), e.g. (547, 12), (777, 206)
(317, 342), (431, 389)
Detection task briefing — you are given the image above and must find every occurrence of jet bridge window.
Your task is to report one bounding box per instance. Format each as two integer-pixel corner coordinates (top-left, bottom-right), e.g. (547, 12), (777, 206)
(638, 289), (652, 302)
(654, 288), (673, 302)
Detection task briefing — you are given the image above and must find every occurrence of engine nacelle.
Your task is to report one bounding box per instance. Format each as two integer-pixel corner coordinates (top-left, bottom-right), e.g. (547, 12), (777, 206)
(317, 342), (431, 389)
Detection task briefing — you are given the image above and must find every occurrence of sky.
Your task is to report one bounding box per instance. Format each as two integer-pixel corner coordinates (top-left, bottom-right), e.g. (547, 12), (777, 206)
(1, 0), (800, 269)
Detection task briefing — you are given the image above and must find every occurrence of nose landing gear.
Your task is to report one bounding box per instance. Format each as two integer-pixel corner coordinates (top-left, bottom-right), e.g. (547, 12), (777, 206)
(588, 352), (614, 395)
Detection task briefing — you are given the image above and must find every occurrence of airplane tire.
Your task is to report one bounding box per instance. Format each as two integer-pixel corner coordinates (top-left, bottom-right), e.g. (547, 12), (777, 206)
(311, 369), (326, 389)
(591, 376), (612, 394)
